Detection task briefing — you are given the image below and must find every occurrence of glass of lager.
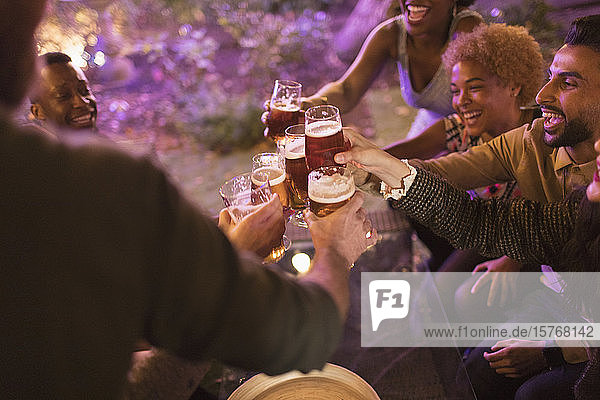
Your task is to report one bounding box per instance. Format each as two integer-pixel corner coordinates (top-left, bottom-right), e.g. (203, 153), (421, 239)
(283, 124), (310, 227)
(251, 152), (289, 209)
(305, 105), (345, 171)
(219, 173), (291, 263)
(308, 166), (355, 218)
(266, 80), (303, 141)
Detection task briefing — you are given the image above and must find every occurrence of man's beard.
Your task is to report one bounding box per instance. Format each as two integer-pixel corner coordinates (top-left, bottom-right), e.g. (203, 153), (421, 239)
(544, 117), (594, 148)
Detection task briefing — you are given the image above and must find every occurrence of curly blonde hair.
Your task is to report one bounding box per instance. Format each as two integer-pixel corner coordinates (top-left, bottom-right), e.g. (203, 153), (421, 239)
(442, 23), (545, 106)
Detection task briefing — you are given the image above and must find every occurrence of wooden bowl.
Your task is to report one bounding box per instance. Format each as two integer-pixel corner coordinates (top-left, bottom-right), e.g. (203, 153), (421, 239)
(227, 363), (380, 400)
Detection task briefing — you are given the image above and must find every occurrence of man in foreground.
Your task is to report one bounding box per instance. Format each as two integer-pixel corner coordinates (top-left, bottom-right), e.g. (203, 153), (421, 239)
(0, 2), (377, 398)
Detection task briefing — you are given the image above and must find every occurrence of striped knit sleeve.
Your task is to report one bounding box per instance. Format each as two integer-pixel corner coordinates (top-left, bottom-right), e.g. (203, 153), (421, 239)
(389, 168), (579, 264)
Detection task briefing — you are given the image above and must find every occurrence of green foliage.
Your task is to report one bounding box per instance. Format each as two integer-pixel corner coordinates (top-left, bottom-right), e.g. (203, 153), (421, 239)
(39, 0), (345, 153)
(484, 0), (564, 64)
(193, 96), (266, 153)
(210, 2), (340, 85)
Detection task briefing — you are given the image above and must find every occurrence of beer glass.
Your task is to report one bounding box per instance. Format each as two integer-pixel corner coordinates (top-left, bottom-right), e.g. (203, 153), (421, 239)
(305, 105), (345, 170)
(283, 124), (310, 227)
(308, 166), (355, 218)
(219, 173), (290, 264)
(266, 80), (303, 141)
(251, 152), (289, 209)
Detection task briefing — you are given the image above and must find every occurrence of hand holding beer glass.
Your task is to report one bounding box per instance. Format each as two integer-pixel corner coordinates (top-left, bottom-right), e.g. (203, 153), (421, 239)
(306, 166), (377, 266)
(219, 173), (290, 263)
(264, 80), (303, 141)
(217, 194), (285, 263)
(305, 105), (346, 171)
(308, 166), (374, 238)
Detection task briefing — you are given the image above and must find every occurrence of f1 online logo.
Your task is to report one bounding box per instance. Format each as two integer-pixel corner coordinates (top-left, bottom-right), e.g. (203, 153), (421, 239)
(369, 280), (410, 331)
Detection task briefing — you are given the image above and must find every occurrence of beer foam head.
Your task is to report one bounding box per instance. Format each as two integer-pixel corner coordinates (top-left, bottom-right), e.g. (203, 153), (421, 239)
(226, 191), (261, 223)
(308, 173), (355, 203)
(271, 101), (301, 112)
(305, 120), (342, 138)
(285, 142), (305, 159)
(228, 202), (261, 223)
(252, 166), (285, 186)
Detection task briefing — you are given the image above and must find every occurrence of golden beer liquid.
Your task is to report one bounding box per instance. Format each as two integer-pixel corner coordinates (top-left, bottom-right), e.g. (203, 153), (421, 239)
(251, 166), (289, 208)
(264, 243), (287, 264)
(285, 143), (309, 209)
(248, 168), (289, 263)
(309, 197), (351, 218)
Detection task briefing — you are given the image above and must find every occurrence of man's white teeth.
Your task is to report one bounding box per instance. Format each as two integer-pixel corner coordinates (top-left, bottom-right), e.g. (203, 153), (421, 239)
(542, 111), (564, 126)
(73, 115), (91, 122)
(463, 111), (482, 120)
(542, 111), (563, 119)
(542, 111), (564, 125)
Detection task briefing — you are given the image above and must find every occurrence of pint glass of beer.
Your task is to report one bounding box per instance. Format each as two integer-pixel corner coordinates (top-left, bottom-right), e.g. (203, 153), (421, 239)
(283, 124), (310, 227)
(266, 80), (303, 141)
(305, 105), (345, 170)
(219, 173), (290, 263)
(251, 152), (289, 209)
(308, 166), (356, 218)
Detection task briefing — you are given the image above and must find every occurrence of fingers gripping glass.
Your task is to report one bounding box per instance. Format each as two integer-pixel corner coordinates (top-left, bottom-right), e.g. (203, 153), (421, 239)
(219, 173), (291, 263)
(307, 166), (373, 268)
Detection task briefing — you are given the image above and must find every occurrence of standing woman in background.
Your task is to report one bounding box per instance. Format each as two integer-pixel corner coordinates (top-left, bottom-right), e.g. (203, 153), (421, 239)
(300, 0), (482, 139)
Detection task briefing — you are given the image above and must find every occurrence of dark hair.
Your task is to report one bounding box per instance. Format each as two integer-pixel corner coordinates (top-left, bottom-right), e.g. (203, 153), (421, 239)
(29, 52), (73, 104)
(564, 15), (600, 53)
(456, 0), (475, 6)
(560, 189), (600, 399)
(560, 188), (600, 271)
(41, 52), (72, 66)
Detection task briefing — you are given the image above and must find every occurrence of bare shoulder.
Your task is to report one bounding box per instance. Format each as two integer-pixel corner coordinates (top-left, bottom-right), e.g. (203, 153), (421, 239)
(367, 16), (400, 56)
(369, 16), (400, 43)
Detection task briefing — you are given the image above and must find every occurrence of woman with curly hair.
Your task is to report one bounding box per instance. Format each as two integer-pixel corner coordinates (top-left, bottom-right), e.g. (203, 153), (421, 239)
(386, 23), (545, 160)
(263, 0), (482, 139)
(385, 23), (546, 273)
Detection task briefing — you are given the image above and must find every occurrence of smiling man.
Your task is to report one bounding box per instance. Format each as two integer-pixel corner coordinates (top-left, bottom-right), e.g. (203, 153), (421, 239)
(30, 52), (97, 131)
(0, 1), (379, 399)
(411, 15), (600, 205)
(404, 15), (600, 400)
(538, 45), (600, 160)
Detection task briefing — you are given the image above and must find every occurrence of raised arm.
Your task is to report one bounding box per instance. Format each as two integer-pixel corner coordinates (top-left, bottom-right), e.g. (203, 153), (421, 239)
(335, 128), (579, 265)
(384, 118), (447, 160)
(391, 167), (579, 264)
(143, 159), (375, 375)
(302, 18), (398, 113)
